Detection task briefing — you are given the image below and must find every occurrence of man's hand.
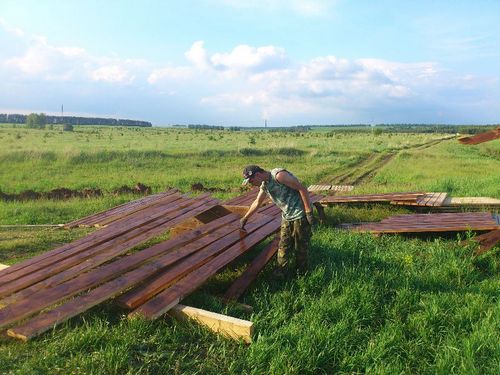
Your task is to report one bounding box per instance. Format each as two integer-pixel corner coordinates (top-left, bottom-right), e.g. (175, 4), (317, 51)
(239, 217), (248, 230)
(305, 211), (314, 226)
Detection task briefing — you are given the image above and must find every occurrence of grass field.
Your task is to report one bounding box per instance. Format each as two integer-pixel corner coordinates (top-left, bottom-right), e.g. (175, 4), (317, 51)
(0, 124), (498, 374)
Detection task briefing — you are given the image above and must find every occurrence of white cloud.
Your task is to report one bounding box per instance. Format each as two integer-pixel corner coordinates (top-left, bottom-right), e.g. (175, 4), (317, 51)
(90, 65), (133, 83)
(210, 44), (287, 74)
(0, 17), (25, 36)
(185, 40), (210, 70)
(148, 65), (193, 83)
(3, 29), (145, 83)
(1, 21), (496, 124)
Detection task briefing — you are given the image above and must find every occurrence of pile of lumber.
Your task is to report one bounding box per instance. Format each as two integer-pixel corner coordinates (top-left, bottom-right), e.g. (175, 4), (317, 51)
(320, 192), (428, 205)
(458, 128), (500, 145)
(0, 183), (332, 342)
(0, 204), (281, 341)
(320, 191), (500, 211)
(352, 212), (500, 234)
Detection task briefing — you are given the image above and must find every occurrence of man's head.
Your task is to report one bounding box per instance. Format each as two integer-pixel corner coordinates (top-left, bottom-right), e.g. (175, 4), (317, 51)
(242, 165), (266, 186)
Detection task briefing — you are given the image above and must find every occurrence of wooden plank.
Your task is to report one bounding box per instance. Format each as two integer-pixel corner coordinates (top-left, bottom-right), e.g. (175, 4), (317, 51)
(0, 200), (220, 305)
(320, 192), (425, 204)
(223, 235), (280, 302)
(444, 197), (500, 206)
(0, 212), (238, 330)
(66, 189), (178, 227)
(461, 229), (500, 256)
(0, 194), (196, 282)
(2, 215), (263, 338)
(117, 214), (273, 309)
(94, 192), (188, 227)
(130, 218), (281, 320)
(0, 264), (9, 271)
(354, 212), (499, 233)
(0, 197), (216, 297)
(168, 304), (253, 343)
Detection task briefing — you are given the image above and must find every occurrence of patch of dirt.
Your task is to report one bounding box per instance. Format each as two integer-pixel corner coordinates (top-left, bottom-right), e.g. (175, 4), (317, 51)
(112, 183), (151, 195)
(190, 182), (228, 193)
(0, 183), (154, 202)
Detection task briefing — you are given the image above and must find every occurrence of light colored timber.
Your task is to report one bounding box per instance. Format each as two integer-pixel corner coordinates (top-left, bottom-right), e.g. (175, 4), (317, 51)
(168, 304), (253, 343)
(222, 205), (251, 217)
(443, 197), (500, 206)
(0, 264), (9, 271)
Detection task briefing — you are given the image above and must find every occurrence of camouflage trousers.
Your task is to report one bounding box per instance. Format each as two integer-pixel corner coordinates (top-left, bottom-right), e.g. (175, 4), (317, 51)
(277, 216), (312, 272)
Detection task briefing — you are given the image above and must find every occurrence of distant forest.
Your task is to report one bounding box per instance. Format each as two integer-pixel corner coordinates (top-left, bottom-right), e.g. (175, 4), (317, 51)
(0, 113), (152, 127)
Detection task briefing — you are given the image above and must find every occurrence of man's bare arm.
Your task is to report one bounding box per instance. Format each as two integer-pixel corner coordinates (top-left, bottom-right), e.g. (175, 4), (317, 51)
(275, 171), (313, 213)
(243, 189), (267, 221)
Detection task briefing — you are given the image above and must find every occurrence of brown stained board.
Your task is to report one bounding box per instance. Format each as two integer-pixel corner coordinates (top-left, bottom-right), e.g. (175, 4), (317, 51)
(0, 194), (198, 283)
(117, 214), (273, 309)
(66, 189), (179, 227)
(223, 189), (258, 206)
(223, 235), (280, 302)
(0, 196), (215, 295)
(0, 199), (220, 305)
(91, 192), (188, 227)
(71, 189), (180, 227)
(458, 128), (500, 145)
(320, 192), (425, 204)
(355, 212), (499, 234)
(64, 190), (169, 227)
(5, 215), (270, 340)
(131, 218), (281, 319)
(470, 229), (500, 255)
(0, 212), (239, 330)
(358, 212), (496, 223)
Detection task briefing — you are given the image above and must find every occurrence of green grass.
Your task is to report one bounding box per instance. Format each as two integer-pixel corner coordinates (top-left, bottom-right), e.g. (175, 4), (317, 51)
(0, 124), (498, 374)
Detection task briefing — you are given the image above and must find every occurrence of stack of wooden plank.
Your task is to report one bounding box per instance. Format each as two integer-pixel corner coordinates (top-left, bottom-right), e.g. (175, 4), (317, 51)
(66, 189), (184, 228)
(320, 192), (426, 205)
(458, 128), (500, 145)
(308, 184), (354, 193)
(320, 191), (500, 212)
(0, 209), (281, 341)
(353, 212), (500, 234)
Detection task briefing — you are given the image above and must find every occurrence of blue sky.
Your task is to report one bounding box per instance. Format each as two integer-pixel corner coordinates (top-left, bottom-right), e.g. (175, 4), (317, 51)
(1, 0), (499, 126)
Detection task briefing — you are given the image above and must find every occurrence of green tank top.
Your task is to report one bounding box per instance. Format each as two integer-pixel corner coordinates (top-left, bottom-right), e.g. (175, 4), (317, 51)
(260, 168), (305, 221)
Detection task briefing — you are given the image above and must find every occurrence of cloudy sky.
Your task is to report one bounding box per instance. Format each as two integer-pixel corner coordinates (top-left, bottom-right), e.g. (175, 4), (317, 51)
(1, 0), (499, 126)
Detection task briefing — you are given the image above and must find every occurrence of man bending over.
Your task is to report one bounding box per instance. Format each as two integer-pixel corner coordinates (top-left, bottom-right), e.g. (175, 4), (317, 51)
(240, 165), (314, 275)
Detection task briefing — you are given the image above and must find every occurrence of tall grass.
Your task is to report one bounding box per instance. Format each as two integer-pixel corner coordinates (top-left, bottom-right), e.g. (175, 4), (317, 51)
(0, 125), (498, 373)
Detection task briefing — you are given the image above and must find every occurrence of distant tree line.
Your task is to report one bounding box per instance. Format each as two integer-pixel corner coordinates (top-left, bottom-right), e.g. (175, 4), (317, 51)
(187, 124), (225, 130)
(26, 113), (47, 129)
(0, 113), (152, 127)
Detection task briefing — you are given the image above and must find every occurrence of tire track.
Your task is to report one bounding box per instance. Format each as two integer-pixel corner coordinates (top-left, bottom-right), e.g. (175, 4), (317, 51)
(325, 135), (454, 186)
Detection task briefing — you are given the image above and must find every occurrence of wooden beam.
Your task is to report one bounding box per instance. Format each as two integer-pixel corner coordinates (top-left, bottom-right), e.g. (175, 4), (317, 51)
(168, 304), (253, 343)
(130, 218), (281, 320)
(223, 235), (279, 302)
